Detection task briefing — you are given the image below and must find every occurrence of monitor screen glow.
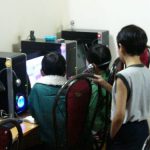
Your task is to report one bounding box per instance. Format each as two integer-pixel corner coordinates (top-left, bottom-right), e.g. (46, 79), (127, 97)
(60, 43), (66, 60)
(26, 55), (44, 88)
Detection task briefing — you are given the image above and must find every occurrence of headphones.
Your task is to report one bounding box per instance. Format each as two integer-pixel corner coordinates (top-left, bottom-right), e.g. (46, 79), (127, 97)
(97, 61), (111, 68)
(83, 61), (111, 74)
(0, 68), (21, 92)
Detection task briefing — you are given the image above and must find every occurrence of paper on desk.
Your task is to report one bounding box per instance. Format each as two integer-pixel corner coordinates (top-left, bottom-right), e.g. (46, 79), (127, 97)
(23, 116), (36, 124)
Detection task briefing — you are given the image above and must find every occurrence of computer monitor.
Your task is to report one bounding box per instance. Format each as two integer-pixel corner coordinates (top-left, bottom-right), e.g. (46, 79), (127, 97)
(61, 29), (109, 48)
(22, 40), (87, 86)
(26, 55), (44, 88)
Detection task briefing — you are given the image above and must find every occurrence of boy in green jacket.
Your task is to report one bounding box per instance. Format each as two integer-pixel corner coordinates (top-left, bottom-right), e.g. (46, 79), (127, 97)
(28, 52), (67, 149)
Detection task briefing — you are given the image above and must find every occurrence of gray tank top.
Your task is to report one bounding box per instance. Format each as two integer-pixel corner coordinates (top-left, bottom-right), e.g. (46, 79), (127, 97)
(111, 64), (150, 123)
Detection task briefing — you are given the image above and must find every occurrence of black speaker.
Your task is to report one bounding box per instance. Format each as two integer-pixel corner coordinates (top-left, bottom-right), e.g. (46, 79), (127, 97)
(0, 52), (28, 117)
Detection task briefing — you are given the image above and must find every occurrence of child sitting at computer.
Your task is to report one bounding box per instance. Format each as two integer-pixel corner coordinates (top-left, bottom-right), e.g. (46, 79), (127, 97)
(28, 52), (67, 149)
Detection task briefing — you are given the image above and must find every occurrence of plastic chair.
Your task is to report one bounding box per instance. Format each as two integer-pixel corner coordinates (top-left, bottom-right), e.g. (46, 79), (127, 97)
(142, 135), (150, 150)
(53, 73), (110, 150)
(0, 118), (23, 150)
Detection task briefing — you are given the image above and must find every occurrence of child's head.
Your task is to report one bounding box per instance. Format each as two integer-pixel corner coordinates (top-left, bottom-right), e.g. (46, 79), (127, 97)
(41, 52), (66, 76)
(117, 24), (148, 56)
(87, 44), (111, 71)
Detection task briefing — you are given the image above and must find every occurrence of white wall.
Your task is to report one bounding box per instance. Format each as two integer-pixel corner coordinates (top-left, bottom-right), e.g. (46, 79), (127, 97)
(68, 0), (150, 61)
(68, 0), (150, 128)
(1, 0), (150, 57)
(0, 0), (69, 52)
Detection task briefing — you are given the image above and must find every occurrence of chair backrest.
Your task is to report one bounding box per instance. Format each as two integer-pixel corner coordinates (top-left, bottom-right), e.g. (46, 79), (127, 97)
(0, 125), (12, 150)
(66, 77), (92, 148)
(53, 74), (97, 150)
(142, 135), (150, 150)
(0, 118), (23, 150)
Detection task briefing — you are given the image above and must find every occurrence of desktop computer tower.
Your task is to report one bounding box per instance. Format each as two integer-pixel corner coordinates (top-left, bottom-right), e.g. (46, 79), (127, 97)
(62, 40), (86, 78)
(0, 52), (28, 117)
(61, 29), (109, 48)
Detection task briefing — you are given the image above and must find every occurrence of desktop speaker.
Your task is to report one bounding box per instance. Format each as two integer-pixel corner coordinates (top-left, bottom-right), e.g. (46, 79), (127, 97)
(0, 52), (28, 117)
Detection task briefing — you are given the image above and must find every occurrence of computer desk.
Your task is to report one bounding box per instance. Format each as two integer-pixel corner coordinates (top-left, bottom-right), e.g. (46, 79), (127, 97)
(11, 121), (38, 141)
(11, 120), (40, 150)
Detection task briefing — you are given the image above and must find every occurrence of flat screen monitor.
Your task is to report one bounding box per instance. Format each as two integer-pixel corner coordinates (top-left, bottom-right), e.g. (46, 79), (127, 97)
(26, 55), (44, 88)
(26, 45), (68, 88)
(25, 40), (87, 87)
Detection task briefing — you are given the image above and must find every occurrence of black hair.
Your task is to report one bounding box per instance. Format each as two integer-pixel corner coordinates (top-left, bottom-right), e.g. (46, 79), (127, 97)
(87, 44), (111, 70)
(117, 24), (148, 55)
(41, 52), (66, 76)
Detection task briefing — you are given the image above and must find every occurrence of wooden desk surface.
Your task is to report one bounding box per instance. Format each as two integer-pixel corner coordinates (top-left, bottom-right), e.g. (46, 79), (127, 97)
(11, 121), (38, 141)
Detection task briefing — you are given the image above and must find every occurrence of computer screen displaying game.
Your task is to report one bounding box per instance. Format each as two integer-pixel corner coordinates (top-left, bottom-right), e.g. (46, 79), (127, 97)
(26, 55), (44, 88)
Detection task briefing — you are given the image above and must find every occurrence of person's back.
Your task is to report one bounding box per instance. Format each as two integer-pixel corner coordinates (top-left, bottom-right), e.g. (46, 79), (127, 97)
(112, 64), (150, 123)
(86, 44), (112, 140)
(28, 52), (67, 149)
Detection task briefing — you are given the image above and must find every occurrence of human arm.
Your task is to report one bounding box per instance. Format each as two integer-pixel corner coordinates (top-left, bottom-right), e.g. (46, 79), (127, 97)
(110, 77), (127, 138)
(92, 74), (112, 93)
